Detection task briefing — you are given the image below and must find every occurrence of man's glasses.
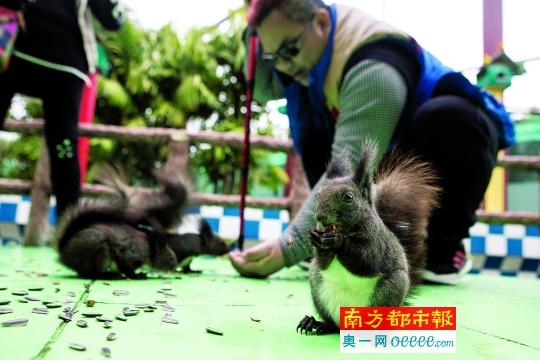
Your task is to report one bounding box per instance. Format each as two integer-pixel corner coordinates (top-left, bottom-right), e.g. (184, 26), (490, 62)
(262, 21), (311, 61)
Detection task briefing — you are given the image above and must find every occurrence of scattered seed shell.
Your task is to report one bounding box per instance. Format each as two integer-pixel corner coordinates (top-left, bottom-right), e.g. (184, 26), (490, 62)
(12, 291), (27, 296)
(45, 303), (62, 309)
(28, 287), (44, 291)
(67, 292), (76, 297)
(115, 313), (127, 321)
(76, 320), (88, 328)
(69, 343), (86, 351)
(18, 299), (29, 303)
(161, 314), (179, 324)
(81, 313), (102, 318)
(250, 317), (261, 322)
(101, 347), (112, 358)
(106, 332), (116, 341)
(112, 290), (129, 296)
(206, 327), (224, 336)
(32, 307), (49, 315)
(2, 318), (28, 327)
(0, 308), (14, 314)
(96, 316), (113, 322)
(58, 313), (72, 322)
(0, 300), (11, 306)
(123, 309), (139, 316)
(24, 296), (39, 302)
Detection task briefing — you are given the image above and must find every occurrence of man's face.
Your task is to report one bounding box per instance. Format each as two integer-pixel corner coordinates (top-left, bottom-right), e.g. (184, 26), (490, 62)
(257, 8), (329, 86)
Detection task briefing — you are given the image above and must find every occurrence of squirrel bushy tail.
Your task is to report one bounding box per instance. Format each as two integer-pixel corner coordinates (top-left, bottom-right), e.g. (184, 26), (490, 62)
(374, 150), (440, 285)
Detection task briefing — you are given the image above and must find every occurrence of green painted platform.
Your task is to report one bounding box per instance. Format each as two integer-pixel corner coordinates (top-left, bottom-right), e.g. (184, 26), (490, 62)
(0, 247), (539, 360)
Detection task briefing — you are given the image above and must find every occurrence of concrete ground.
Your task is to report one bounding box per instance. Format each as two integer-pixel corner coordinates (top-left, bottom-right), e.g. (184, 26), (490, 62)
(0, 247), (539, 360)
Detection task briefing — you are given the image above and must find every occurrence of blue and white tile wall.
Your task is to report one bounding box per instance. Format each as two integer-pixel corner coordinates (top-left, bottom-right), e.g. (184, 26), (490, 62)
(1, 195), (539, 278)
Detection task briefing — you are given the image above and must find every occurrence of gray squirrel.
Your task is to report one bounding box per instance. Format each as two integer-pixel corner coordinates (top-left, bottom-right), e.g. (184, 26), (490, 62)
(297, 141), (440, 335)
(55, 166), (228, 279)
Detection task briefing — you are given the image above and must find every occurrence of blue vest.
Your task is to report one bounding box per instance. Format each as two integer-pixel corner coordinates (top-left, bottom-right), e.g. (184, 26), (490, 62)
(283, 5), (515, 159)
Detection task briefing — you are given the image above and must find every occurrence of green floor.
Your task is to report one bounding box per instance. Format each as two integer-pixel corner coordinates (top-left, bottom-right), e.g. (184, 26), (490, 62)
(0, 247), (539, 360)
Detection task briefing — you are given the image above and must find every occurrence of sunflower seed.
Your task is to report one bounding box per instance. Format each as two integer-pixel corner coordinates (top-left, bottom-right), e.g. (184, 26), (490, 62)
(206, 327), (224, 336)
(0, 308), (13, 314)
(0, 287), (7, 290)
(82, 312), (102, 318)
(58, 313), (72, 322)
(52, 281), (60, 285)
(69, 343), (86, 351)
(115, 313), (127, 321)
(106, 332), (116, 341)
(161, 314), (178, 324)
(112, 289), (129, 296)
(0, 300), (10, 306)
(123, 309), (139, 316)
(97, 316), (113, 322)
(28, 287), (44, 291)
(250, 317), (261, 322)
(161, 304), (175, 312)
(18, 299), (28, 303)
(32, 307), (49, 315)
(24, 296), (40, 302)
(76, 319), (88, 328)
(2, 318), (28, 327)
(85, 299), (95, 307)
(101, 347), (112, 358)
(11, 291), (27, 296)
(45, 303), (62, 309)
(103, 282), (111, 286)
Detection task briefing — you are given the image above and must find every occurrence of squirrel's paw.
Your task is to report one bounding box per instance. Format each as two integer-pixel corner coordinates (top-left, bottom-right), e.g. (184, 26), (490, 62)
(309, 230), (342, 250)
(296, 315), (339, 335)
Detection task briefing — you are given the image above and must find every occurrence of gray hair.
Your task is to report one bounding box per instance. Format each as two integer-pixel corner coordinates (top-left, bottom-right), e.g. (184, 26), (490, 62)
(248, 0), (326, 26)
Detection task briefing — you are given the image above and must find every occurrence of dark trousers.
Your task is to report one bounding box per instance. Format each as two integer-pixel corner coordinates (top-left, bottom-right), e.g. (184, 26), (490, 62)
(0, 57), (83, 217)
(397, 95), (499, 260)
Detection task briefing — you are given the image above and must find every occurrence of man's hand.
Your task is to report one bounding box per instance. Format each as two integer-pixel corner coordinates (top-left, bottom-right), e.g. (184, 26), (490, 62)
(228, 240), (285, 278)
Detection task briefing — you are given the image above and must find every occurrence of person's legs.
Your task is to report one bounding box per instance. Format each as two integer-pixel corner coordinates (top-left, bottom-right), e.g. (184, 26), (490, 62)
(398, 95), (498, 284)
(41, 71), (83, 218)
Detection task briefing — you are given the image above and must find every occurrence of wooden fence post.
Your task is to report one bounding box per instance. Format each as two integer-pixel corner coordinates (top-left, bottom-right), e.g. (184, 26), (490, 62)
(288, 154), (310, 219)
(24, 141), (51, 246)
(165, 132), (190, 176)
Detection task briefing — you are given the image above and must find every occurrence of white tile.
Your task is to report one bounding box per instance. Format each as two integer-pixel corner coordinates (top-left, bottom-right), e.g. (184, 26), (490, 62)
(199, 205), (224, 217)
(522, 237), (540, 259)
(15, 202), (31, 225)
(463, 238), (471, 253)
(258, 220), (283, 241)
(516, 272), (538, 280)
(469, 222), (489, 236)
(478, 269), (501, 277)
(218, 217), (239, 239)
(503, 224), (526, 238)
(244, 208), (263, 220)
(176, 215), (201, 234)
(0, 223), (22, 240)
(279, 210), (290, 222)
(485, 235), (508, 256)
(0, 195), (23, 203)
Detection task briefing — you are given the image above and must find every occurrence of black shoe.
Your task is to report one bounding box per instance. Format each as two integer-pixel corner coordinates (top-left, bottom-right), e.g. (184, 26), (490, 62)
(423, 240), (472, 285)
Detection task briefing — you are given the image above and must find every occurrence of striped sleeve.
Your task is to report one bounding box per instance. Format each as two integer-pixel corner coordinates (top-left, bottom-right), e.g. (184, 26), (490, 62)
(279, 59), (408, 266)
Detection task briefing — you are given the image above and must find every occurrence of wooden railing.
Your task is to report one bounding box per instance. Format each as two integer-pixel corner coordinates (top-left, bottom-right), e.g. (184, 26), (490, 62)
(2, 118), (540, 245)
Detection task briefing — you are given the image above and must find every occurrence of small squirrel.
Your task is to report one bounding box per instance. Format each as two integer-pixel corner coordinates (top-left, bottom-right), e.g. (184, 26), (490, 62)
(165, 217), (229, 273)
(55, 166), (187, 279)
(297, 141), (439, 335)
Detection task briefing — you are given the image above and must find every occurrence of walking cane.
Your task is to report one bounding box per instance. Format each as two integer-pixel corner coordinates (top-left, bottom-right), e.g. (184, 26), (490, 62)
(238, 29), (258, 251)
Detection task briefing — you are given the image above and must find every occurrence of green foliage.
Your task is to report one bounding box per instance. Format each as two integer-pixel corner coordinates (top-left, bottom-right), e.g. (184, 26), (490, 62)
(2, 7), (287, 195)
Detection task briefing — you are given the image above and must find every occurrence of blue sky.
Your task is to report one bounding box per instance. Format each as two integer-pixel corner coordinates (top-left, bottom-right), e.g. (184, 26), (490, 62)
(123, 0), (540, 114)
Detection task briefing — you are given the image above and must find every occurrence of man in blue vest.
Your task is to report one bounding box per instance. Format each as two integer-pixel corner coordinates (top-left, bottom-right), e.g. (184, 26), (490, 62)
(228, 0), (514, 284)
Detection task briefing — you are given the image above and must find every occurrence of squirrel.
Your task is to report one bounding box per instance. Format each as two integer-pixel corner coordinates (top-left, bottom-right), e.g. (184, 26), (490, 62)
(297, 140), (440, 335)
(55, 166), (228, 278)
